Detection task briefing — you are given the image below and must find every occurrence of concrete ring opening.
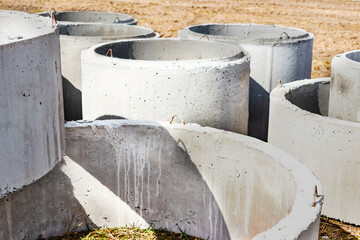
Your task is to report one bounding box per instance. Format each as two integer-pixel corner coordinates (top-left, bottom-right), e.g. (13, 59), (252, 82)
(268, 78), (360, 224)
(94, 38), (244, 60)
(180, 24), (311, 43)
(58, 24), (158, 121)
(59, 24), (157, 38)
(345, 50), (360, 62)
(82, 39), (250, 134)
(179, 23), (314, 141)
(0, 120), (323, 240)
(0, 11), (64, 197)
(329, 50), (360, 123)
(37, 11), (137, 25)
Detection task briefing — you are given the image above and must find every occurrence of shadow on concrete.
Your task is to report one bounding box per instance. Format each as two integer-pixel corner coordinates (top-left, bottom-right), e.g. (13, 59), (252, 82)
(0, 159), (94, 240)
(248, 77), (270, 142)
(63, 76), (82, 121)
(285, 83), (321, 114)
(65, 122), (231, 240)
(95, 115), (127, 120)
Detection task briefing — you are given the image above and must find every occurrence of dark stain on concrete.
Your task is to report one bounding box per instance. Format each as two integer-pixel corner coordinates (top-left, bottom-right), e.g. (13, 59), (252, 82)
(333, 74), (354, 96)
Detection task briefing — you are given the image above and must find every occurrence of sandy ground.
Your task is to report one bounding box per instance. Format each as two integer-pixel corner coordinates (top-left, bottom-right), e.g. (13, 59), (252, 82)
(1, 0), (360, 78)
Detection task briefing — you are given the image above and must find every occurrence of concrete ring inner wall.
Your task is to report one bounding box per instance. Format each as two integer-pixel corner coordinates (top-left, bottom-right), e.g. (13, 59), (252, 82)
(0, 120), (322, 240)
(93, 38), (243, 60)
(0, 11), (64, 198)
(329, 50), (360, 122)
(58, 24), (158, 121)
(37, 11), (137, 25)
(268, 78), (360, 224)
(179, 24), (311, 44)
(179, 23), (314, 141)
(82, 39), (250, 134)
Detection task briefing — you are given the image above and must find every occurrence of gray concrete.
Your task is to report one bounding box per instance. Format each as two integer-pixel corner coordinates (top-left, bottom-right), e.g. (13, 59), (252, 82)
(0, 11), (65, 197)
(179, 23), (314, 141)
(82, 39), (250, 134)
(37, 11), (137, 25)
(58, 24), (158, 121)
(268, 78), (360, 224)
(329, 50), (360, 122)
(0, 120), (322, 240)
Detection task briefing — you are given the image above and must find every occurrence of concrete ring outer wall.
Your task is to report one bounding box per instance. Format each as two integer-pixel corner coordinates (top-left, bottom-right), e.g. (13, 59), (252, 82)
(0, 11), (65, 198)
(36, 11), (137, 25)
(81, 38), (250, 134)
(178, 23), (314, 141)
(0, 120), (322, 240)
(58, 24), (159, 121)
(268, 78), (360, 224)
(329, 50), (360, 122)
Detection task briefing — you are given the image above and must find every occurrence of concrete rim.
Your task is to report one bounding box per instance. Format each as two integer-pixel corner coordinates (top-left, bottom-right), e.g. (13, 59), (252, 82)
(180, 23), (314, 45)
(0, 10), (58, 46)
(333, 50), (360, 69)
(37, 11), (137, 25)
(82, 38), (250, 68)
(66, 119), (322, 239)
(270, 78), (360, 128)
(58, 23), (157, 39)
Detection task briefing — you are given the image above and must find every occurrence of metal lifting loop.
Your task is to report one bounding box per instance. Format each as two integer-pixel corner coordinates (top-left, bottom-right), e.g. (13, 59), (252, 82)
(217, 18), (225, 24)
(105, 49), (113, 58)
(200, 34), (210, 41)
(49, 8), (58, 28)
(169, 115), (186, 125)
(113, 17), (120, 23)
(312, 185), (324, 207)
(280, 32), (290, 40)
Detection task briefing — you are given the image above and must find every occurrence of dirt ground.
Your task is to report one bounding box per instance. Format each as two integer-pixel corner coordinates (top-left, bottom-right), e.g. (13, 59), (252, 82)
(1, 0), (360, 239)
(1, 0), (360, 78)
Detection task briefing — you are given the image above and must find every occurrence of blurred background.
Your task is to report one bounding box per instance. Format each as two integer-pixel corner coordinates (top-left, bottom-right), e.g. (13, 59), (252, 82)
(1, 0), (359, 79)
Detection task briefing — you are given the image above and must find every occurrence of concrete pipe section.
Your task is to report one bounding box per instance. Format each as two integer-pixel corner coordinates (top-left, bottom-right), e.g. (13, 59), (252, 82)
(0, 120), (322, 240)
(82, 39), (250, 134)
(268, 78), (360, 224)
(37, 11), (137, 25)
(58, 24), (158, 121)
(329, 50), (360, 122)
(0, 11), (64, 197)
(179, 23), (314, 141)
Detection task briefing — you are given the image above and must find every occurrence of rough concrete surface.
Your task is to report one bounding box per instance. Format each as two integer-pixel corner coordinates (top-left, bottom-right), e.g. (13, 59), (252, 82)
(82, 38), (250, 134)
(179, 23), (313, 141)
(268, 78), (360, 224)
(0, 10), (65, 197)
(58, 24), (158, 121)
(0, 120), (321, 239)
(37, 11), (137, 25)
(329, 50), (360, 123)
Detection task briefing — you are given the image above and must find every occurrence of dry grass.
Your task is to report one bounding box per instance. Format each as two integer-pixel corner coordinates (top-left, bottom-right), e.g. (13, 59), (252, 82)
(41, 218), (360, 240)
(41, 226), (204, 240)
(319, 216), (360, 240)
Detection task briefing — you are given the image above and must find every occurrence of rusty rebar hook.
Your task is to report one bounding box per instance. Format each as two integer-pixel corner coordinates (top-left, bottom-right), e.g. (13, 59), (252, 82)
(49, 8), (58, 28)
(169, 115), (186, 125)
(312, 185), (323, 207)
(200, 34), (210, 41)
(105, 49), (113, 58)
